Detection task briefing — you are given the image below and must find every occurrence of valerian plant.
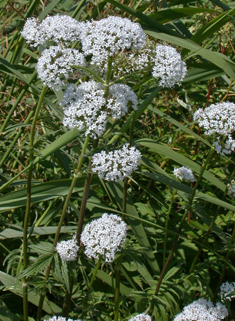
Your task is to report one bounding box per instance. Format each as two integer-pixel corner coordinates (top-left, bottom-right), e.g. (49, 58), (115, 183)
(0, 1), (235, 321)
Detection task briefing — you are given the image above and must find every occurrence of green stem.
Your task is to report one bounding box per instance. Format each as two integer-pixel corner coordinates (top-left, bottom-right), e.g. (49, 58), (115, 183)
(104, 56), (113, 98)
(153, 146), (214, 303)
(23, 86), (47, 321)
(114, 258), (121, 321)
(82, 256), (102, 318)
(163, 190), (177, 265)
(36, 135), (90, 321)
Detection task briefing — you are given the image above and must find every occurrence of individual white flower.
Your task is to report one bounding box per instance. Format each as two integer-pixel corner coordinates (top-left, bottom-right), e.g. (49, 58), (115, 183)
(44, 317), (82, 321)
(61, 81), (138, 138)
(21, 17), (42, 47)
(36, 46), (85, 90)
(21, 15), (83, 47)
(80, 16), (146, 66)
(81, 213), (127, 262)
(91, 144), (141, 181)
(193, 102), (235, 137)
(220, 281), (235, 302)
(174, 166), (195, 182)
(173, 299), (228, 321)
(214, 135), (235, 155)
(128, 313), (151, 321)
(152, 45), (187, 88)
(227, 180), (235, 198)
(55, 235), (79, 261)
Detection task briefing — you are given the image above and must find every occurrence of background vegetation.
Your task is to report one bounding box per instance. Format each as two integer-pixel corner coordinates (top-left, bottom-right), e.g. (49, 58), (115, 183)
(0, 0), (235, 320)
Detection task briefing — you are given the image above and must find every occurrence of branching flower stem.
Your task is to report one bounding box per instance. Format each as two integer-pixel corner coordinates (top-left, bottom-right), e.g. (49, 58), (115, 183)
(152, 146), (214, 305)
(36, 134), (90, 321)
(23, 86), (47, 321)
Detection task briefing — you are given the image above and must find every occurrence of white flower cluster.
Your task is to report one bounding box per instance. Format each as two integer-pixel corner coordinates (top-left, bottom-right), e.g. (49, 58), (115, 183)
(174, 166), (195, 182)
(61, 81), (138, 138)
(55, 235), (79, 261)
(44, 317), (82, 321)
(37, 46), (85, 90)
(152, 45), (187, 88)
(194, 102), (235, 155)
(174, 299), (228, 321)
(21, 15), (83, 47)
(91, 144), (141, 181)
(128, 313), (151, 321)
(220, 281), (235, 302)
(80, 16), (146, 66)
(227, 180), (235, 198)
(81, 213), (127, 262)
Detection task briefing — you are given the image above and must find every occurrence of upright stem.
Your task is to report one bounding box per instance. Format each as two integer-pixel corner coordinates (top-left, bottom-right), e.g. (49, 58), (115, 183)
(153, 147), (214, 302)
(114, 258), (121, 321)
(36, 135), (90, 321)
(82, 256), (102, 318)
(104, 56), (113, 98)
(23, 86), (47, 321)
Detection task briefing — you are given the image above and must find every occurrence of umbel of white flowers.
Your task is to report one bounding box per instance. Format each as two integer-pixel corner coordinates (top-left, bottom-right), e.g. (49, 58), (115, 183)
(61, 81), (138, 138)
(152, 45), (187, 88)
(174, 166), (195, 183)
(91, 144), (141, 181)
(55, 235), (79, 261)
(194, 101), (235, 155)
(44, 317), (82, 321)
(81, 213), (127, 262)
(128, 313), (151, 321)
(220, 281), (235, 302)
(227, 180), (235, 198)
(173, 299), (228, 321)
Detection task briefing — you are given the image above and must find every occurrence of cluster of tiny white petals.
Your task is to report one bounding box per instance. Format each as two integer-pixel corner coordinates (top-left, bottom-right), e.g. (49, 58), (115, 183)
(108, 84), (138, 119)
(44, 317), (82, 321)
(220, 281), (235, 302)
(36, 46), (85, 90)
(55, 235), (79, 261)
(128, 313), (151, 321)
(193, 102), (235, 136)
(21, 17), (42, 47)
(173, 299), (228, 321)
(61, 81), (138, 138)
(80, 16), (146, 66)
(61, 81), (107, 138)
(227, 180), (235, 198)
(81, 213), (127, 262)
(174, 166), (195, 182)
(21, 15), (83, 47)
(214, 135), (235, 155)
(91, 144), (141, 181)
(152, 45), (187, 88)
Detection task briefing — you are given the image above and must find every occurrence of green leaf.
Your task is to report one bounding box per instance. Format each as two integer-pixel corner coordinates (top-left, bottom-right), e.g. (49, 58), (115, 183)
(0, 299), (18, 321)
(96, 270), (132, 296)
(0, 272), (61, 314)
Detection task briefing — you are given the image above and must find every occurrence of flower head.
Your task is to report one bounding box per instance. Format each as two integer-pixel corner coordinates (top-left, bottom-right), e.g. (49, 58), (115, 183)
(227, 180), (235, 198)
(174, 166), (195, 182)
(220, 281), (235, 302)
(215, 135), (235, 155)
(91, 144), (141, 181)
(81, 213), (127, 262)
(36, 46), (85, 90)
(61, 81), (138, 138)
(80, 16), (146, 66)
(173, 299), (228, 321)
(55, 235), (79, 261)
(152, 45), (187, 88)
(128, 314), (151, 321)
(21, 15), (83, 47)
(193, 102), (235, 137)
(44, 317), (82, 321)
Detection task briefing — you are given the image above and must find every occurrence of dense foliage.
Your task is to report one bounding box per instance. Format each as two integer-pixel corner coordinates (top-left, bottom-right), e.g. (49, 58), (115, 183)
(0, 1), (235, 321)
